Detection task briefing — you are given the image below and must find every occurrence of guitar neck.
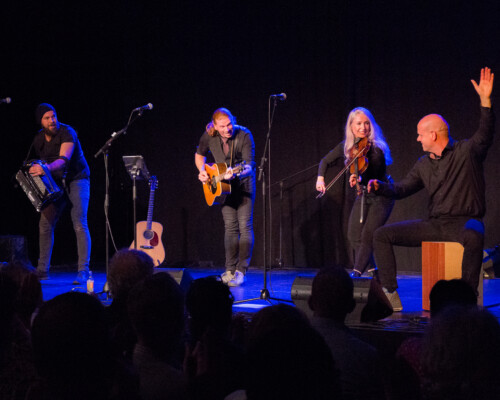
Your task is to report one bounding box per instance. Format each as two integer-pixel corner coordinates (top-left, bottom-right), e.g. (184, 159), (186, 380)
(214, 163), (244, 183)
(146, 187), (156, 230)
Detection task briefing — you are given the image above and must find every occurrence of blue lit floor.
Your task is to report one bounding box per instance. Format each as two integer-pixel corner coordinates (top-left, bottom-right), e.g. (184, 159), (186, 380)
(40, 267), (500, 321)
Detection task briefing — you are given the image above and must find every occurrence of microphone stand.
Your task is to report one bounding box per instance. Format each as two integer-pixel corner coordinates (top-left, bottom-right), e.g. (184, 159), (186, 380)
(234, 96), (292, 305)
(269, 163), (319, 269)
(94, 109), (147, 296)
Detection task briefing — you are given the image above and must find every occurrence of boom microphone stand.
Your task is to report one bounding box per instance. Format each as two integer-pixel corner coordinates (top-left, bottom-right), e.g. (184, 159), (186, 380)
(94, 105), (152, 295)
(269, 163), (319, 269)
(234, 94), (292, 305)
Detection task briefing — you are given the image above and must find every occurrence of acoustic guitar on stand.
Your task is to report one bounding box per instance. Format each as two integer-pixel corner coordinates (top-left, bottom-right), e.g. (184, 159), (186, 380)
(203, 162), (246, 206)
(130, 176), (165, 266)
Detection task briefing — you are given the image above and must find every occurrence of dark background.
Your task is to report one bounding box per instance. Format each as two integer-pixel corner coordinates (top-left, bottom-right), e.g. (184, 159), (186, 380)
(2, 0), (499, 272)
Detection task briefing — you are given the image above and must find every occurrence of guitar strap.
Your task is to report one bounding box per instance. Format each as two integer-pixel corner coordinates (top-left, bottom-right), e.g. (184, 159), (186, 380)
(229, 134), (237, 167)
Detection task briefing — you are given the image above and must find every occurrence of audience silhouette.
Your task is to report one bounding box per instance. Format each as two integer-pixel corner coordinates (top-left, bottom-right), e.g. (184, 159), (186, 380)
(31, 291), (140, 400)
(106, 248), (155, 358)
(420, 305), (500, 400)
(127, 272), (187, 400)
(308, 266), (385, 400)
(245, 303), (342, 400)
(0, 262), (40, 400)
(184, 276), (245, 400)
(4, 252), (500, 400)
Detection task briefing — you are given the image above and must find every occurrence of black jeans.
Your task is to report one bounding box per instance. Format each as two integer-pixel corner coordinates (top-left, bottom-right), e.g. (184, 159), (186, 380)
(221, 191), (255, 273)
(373, 217), (484, 293)
(38, 178), (91, 273)
(348, 192), (394, 273)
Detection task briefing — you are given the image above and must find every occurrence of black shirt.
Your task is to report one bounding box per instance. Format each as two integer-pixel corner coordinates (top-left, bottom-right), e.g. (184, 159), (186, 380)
(196, 125), (256, 195)
(318, 141), (389, 185)
(32, 123), (90, 182)
(377, 107), (495, 218)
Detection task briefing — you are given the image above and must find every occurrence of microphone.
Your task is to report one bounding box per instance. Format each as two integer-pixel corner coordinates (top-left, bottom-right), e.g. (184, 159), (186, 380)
(133, 103), (153, 112)
(0, 97), (12, 104)
(270, 93), (287, 101)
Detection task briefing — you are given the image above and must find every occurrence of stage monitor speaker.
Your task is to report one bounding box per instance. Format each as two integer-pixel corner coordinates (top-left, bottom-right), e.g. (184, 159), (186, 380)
(154, 268), (193, 293)
(0, 235), (30, 264)
(291, 275), (393, 324)
(483, 245), (500, 279)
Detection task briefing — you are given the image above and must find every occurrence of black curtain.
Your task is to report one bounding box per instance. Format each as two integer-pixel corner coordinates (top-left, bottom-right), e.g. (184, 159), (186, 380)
(1, 0), (499, 271)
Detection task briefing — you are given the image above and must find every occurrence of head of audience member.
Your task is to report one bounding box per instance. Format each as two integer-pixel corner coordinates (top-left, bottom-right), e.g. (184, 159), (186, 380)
(429, 278), (477, 318)
(0, 261), (42, 329)
(246, 304), (341, 400)
(31, 291), (114, 400)
(248, 302), (310, 341)
(308, 267), (356, 323)
(417, 114), (450, 156)
(420, 305), (500, 400)
(0, 271), (17, 343)
(185, 276), (234, 342)
(108, 248), (154, 302)
(127, 272), (185, 363)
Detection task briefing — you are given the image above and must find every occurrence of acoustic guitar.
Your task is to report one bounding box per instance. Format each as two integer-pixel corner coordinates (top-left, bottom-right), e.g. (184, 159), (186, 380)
(130, 176), (165, 266)
(203, 162), (246, 206)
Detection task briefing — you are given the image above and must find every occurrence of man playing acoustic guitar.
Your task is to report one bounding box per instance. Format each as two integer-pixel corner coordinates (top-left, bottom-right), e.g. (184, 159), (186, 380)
(195, 108), (255, 287)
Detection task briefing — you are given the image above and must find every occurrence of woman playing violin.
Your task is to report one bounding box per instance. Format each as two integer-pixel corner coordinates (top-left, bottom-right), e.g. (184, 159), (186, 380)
(316, 107), (394, 278)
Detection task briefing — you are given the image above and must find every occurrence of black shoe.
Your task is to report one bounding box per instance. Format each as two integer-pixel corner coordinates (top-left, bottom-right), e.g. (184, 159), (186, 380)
(37, 270), (49, 280)
(73, 270), (89, 285)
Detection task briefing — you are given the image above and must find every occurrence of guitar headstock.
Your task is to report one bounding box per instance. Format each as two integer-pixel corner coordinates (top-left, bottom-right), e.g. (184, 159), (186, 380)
(149, 175), (158, 191)
(234, 161), (246, 174)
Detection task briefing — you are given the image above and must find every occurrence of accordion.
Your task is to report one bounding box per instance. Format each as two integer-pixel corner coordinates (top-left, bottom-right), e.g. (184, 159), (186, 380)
(16, 160), (63, 212)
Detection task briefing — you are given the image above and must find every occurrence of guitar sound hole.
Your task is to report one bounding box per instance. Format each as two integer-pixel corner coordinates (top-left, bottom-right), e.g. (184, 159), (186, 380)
(143, 230), (154, 240)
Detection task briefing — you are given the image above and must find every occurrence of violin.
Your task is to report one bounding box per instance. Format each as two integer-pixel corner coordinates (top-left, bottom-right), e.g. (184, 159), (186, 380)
(316, 137), (371, 199)
(348, 137), (371, 196)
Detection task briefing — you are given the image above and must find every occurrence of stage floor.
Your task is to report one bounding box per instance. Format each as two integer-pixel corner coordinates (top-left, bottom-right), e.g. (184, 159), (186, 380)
(40, 266), (500, 322)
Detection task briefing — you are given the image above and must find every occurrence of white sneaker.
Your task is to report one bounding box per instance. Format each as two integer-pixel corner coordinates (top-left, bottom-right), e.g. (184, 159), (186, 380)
(221, 270), (235, 284)
(383, 288), (403, 312)
(228, 270), (246, 287)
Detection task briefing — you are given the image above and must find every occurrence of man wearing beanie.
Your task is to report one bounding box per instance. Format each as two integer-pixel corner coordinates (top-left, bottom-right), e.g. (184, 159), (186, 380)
(29, 103), (91, 283)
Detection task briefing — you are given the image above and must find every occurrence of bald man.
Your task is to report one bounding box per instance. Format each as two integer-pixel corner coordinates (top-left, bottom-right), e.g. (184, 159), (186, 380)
(367, 68), (495, 311)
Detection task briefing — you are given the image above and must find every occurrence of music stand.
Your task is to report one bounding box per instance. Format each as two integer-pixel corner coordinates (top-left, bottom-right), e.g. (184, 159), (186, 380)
(123, 155), (150, 249)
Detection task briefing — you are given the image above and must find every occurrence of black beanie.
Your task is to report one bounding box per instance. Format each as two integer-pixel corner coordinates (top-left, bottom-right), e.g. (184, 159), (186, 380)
(35, 103), (56, 124)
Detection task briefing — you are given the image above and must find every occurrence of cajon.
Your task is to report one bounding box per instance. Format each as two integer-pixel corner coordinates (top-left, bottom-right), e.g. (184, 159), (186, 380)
(422, 241), (483, 311)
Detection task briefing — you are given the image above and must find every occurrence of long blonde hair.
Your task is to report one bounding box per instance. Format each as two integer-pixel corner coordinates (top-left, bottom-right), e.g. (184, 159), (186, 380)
(205, 108), (236, 137)
(343, 107), (392, 165)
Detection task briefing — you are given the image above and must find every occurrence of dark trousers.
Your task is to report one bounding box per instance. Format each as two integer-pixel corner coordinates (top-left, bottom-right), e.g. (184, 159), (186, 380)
(347, 192), (394, 273)
(38, 178), (91, 273)
(373, 217), (484, 293)
(221, 192), (254, 273)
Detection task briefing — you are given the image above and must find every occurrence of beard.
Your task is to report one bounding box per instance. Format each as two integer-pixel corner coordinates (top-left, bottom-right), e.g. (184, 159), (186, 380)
(43, 123), (59, 136)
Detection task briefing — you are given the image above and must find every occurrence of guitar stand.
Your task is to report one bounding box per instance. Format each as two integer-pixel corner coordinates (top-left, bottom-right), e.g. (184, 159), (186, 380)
(123, 155), (150, 249)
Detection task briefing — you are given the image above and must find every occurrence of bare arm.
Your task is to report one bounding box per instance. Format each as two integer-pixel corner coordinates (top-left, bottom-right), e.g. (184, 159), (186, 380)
(471, 67), (494, 108)
(195, 153), (209, 183)
(29, 142), (74, 176)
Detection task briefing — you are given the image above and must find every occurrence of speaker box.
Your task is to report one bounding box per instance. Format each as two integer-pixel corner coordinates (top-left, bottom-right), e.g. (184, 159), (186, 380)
(291, 275), (393, 324)
(154, 268), (193, 293)
(0, 235), (30, 264)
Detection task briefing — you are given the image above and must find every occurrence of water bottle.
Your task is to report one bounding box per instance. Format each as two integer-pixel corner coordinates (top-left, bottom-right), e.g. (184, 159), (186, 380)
(87, 271), (94, 294)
